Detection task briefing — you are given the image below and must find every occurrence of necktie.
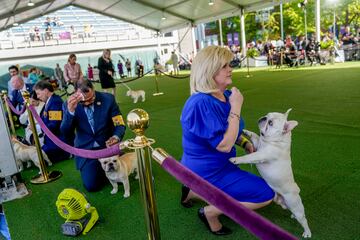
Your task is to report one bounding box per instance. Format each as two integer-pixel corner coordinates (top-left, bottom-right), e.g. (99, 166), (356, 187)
(84, 105), (94, 133)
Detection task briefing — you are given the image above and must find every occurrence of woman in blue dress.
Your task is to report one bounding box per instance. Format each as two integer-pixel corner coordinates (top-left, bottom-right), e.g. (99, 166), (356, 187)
(180, 46), (274, 235)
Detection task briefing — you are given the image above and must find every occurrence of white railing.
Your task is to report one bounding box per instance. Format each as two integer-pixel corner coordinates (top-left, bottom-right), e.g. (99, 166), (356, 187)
(0, 31), (157, 50)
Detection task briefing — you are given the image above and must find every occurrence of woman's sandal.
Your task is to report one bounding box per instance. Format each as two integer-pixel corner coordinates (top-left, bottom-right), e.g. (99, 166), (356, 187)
(180, 185), (193, 208)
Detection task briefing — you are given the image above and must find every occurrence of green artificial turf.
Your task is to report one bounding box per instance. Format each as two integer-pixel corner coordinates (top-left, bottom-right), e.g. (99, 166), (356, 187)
(3, 62), (360, 240)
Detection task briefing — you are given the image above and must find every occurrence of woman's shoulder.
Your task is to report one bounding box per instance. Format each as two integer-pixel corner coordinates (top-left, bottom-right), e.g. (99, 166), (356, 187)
(185, 92), (208, 105)
(183, 93), (218, 112)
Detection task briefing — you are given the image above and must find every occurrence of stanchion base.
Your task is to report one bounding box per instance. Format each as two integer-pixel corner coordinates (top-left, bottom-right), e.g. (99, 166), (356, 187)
(30, 170), (62, 184)
(153, 92), (164, 96)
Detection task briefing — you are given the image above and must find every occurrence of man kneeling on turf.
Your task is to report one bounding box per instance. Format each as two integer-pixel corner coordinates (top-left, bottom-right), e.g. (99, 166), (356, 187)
(61, 80), (126, 191)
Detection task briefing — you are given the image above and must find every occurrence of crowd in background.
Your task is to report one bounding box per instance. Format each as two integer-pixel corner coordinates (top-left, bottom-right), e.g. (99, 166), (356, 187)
(27, 15), (95, 42)
(226, 25), (360, 68)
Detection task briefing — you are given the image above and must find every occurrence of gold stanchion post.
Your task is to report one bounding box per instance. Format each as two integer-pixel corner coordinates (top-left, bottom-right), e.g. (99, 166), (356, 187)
(126, 108), (161, 240)
(246, 56), (252, 78)
(1, 90), (16, 135)
(153, 70), (164, 96)
(22, 91), (62, 184)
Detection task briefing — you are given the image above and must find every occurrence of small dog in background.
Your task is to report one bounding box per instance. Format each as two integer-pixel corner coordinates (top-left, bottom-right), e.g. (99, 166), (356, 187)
(99, 152), (138, 198)
(230, 109), (311, 238)
(11, 136), (52, 172)
(126, 90), (145, 103)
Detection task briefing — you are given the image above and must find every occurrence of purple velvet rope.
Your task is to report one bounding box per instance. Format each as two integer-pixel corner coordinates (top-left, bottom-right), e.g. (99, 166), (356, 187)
(161, 156), (298, 240)
(28, 105), (121, 159)
(5, 98), (27, 115)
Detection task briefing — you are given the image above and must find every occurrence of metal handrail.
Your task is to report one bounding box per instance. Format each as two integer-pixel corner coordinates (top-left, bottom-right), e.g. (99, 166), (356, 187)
(0, 31), (165, 50)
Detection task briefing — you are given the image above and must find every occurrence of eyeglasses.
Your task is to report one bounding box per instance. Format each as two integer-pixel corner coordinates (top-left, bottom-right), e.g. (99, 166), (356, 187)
(79, 91), (95, 105)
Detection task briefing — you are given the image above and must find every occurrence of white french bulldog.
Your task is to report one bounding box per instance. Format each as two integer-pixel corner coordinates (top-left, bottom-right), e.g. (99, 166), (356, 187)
(11, 136), (52, 173)
(99, 152), (138, 198)
(230, 109), (311, 238)
(126, 90), (145, 103)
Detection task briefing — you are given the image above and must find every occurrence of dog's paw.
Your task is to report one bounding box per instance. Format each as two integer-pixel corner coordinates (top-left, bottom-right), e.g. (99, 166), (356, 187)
(243, 129), (252, 136)
(110, 189), (118, 195)
(229, 157), (238, 164)
(123, 192), (130, 198)
(302, 230), (312, 238)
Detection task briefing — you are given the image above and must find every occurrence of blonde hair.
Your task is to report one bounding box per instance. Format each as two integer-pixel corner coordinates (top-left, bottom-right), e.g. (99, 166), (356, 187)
(103, 49), (111, 60)
(190, 46), (233, 95)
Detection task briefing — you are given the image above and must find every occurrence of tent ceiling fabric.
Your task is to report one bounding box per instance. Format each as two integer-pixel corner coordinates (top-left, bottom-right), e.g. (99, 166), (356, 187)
(0, 0), (283, 32)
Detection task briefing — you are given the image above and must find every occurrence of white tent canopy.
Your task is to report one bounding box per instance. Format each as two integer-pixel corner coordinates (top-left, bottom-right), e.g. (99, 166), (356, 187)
(0, 0), (287, 33)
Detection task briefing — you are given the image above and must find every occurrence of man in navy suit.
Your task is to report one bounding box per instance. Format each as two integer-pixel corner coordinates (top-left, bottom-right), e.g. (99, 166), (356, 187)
(61, 80), (125, 192)
(34, 80), (70, 162)
(9, 75), (33, 128)
(9, 75), (34, 107)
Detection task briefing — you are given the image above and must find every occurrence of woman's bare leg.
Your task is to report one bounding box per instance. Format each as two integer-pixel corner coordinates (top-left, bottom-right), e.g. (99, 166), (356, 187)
(204, 200), (272, 231)
(184, 190), (272, 231)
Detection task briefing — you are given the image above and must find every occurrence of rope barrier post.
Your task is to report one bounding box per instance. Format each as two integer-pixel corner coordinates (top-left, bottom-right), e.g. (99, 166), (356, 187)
(1, 90), (16, 135)
(153, 70), (164, 96)
(246, 56), (252, 78)
(22, 91), (62, 184)
(126, 109), (161, 240)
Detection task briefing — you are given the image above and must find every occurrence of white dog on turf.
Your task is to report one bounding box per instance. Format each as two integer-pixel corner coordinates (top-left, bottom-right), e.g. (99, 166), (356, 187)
(11, 136), (52, 172)
(230, 109), (311, 238)
(99, 152), (138, 198)
(126, 90), (145, 103)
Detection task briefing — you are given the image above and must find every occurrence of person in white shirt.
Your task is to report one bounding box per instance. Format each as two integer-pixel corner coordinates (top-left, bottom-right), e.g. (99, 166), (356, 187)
(19, 91), (45, 146)
(171, 51), (180, 75)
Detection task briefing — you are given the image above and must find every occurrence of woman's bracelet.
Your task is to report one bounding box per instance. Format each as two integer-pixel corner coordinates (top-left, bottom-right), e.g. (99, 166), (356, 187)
(229, 111), (241, 121)
(239, 134), (250, 148)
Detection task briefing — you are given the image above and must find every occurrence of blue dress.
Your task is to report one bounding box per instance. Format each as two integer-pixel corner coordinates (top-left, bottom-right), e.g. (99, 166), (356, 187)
(180, 90), (274, 203)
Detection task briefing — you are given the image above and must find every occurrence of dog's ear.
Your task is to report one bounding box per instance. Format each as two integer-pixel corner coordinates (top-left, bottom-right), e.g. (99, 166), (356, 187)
(284, 108), (292, 118)
(283, 120), (298, 133)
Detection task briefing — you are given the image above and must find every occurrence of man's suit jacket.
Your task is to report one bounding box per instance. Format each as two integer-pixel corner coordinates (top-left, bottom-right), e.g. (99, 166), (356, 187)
(10, 84), (33, 110)
(41, 94), (65, 152)
(61, 91), (125, 169)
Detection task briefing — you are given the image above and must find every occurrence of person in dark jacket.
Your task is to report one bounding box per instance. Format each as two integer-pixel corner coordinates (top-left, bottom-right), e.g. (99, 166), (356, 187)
(34, 80), (70, 162)
(98, 49), (116, 96)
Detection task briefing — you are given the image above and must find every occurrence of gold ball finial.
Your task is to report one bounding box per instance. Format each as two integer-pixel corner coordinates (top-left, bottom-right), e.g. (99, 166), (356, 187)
(22, 90), (30, 100)
(126, 108), (149, 136)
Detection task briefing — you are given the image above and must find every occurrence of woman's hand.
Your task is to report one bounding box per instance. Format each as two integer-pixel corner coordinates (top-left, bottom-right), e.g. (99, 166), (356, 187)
(107, 70), (113, 76)
(229, 87), (243, 111)
(244, 141), (256, 154)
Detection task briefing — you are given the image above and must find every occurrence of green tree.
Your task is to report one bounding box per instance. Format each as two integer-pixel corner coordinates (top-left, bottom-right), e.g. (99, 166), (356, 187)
(212, 0), (360, 44)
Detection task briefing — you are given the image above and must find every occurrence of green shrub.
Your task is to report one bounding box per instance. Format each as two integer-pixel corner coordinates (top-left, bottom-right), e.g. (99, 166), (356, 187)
(246, 48), (260, 58)
(320, 40), (335, 50)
